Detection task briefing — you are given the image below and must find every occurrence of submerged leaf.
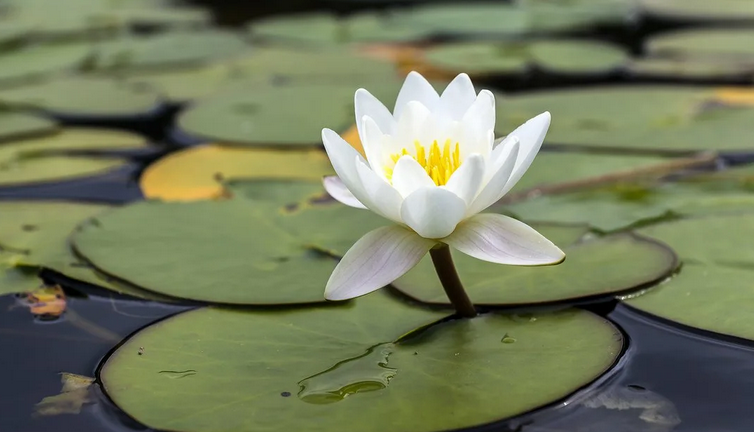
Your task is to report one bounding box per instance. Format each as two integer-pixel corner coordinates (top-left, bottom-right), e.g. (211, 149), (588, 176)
(35, 373), (95, 416)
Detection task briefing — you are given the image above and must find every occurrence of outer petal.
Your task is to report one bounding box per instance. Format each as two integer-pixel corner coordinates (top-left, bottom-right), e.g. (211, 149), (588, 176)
(444, 213), (565, 265)
(394, 71), (439, 119)
(356, 158), (404, 223)
(355, 88), (395, 140)
(321, 128), (374, 209)
(395, 101), (431, 147)
(444, 153), (485, 205)
(500, 111), (551, 195)
(323, 176), (367, 209)
(436, 73), (476, 122)
(392, 155), (434, 198)
(325, 225), (436, 301)
(466, 138), (519, 216)
(401, 187), (466, 239)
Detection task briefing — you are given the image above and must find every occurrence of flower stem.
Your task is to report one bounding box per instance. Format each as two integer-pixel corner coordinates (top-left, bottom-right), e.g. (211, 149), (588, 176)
(429, 244), (476, 318)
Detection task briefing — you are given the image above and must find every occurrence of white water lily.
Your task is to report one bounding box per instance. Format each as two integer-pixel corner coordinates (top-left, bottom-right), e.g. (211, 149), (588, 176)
(321, 71), (564, 301)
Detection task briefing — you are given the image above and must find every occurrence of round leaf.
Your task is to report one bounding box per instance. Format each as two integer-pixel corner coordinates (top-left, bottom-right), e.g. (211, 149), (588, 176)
(0, 111), (57, 143)
(140, 145), (334, 202)
(0, 77), (161, 117)
(640, 0), (754, 21)
(394, 232), (677, 306)
(72, 198), (338, 304)
(496, 86), (754, 154)
(0, 44), (94, 87)
(102, 293), (622, 432)
(626, 213), (754, 341)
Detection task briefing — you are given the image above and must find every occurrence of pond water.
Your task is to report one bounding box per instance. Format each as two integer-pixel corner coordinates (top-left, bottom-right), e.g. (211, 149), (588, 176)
(1, 0), (754, 431)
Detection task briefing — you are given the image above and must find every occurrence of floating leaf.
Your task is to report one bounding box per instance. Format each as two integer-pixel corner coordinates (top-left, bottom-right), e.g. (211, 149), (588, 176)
(35, 373), (95, 416)
(124, 64), (234, 102)
(176, 79), (406, 147)
(72, 198), (338, 304)
(497, 86), (754, 154)
(248, 12), (428, 46)
(632, 29), (754, 81)
(626, 213), (754, 341)
(102, 292), (622, 432)
(140, 146), (334, 202)
(394, 231), (676, 307)
(93, 30), (249, 72)
(0, 128), (146, 186)
(423, 40), (627, 77)
(0, 77), (161, 117)
(0, 44), (94, 87)
(640, 0), (754, 22)
(0, 111), (57, 143)
(0, 201), (160, 299)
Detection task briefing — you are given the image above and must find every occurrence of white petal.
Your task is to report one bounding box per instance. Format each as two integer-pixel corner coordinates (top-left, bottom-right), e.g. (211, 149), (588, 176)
(444, 153), (485, 205)
(444, 213), (565, 265)
(325, 225), (436, 301)
(360, 115), (390, 173)
(466, 138), (520, 216)
(355, 88), (395, 140)
(461, 90), (496, 139)
(321, 129), (374, 209)
(401, 187), (466, 239)
(392, 155), (434, 198)
(356, 158), (404, 223)
(500, 111), (551, 195)
(323, 176), (367, 209)
(436, 73), (476, 122)
(394, 71), (439, 119)
(396, 101), (431, 146)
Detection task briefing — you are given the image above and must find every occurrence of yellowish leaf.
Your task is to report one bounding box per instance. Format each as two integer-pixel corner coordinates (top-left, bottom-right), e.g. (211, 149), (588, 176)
(35, 373), (95, 416)
(713, 87), (754, 107)
(140, 145), (334, 202)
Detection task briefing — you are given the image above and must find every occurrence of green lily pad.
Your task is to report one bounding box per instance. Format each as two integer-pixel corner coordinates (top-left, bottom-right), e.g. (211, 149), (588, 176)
(0, 43), (95, 87)
(101, 291), (622, 432)
(396, 4), (528, 37)
(0, 76), (161, 117)
(640, 0), (754, 22)
(72, 198), (338, 304)
(176, 79), (406, 147)
(0, 111), (57, 143)
(124, 64), (234, 102)
(625, 213), (754, 341)
(0, 201), (159, 298)
(496, 86), (754, 154)
(505, 164), (754, 232)
(248, 12), (429, 46)
(510, 152), (669, 194)
(424, 40), (627, 78)
(394, 231), (676, 307)
(631, 29), (754, 80)
(0, 128), (147, 186)
(93, 30), (249, 72)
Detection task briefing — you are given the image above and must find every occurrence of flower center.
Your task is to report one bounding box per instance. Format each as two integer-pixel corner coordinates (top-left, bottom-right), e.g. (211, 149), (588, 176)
(385, 139), (460, 186)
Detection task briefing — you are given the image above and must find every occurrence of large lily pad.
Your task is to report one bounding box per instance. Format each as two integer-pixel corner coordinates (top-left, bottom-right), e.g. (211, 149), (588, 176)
(248, 12), (429, 46)
(176, 79), (406, 147)
(423, 40), (627, 77)
(0, 201), (158, 298)
(102, 291), (622, 432)
(93, 30), (249, 72)
(505, 164), (754, 232)
(394, 231), (676, 307)
(496, 86), (754, 154)
(0, 77), (161, 117)
(0, 111), (57, 143)
(0, 43), (94, 87)
(72, 198), (338, 304)
(640, 0), (754, 22)
(631, 29), (754, 81)
(0, 128), (147, 186)
(625, 213), (754, 341)
(140, 146), (334, 202)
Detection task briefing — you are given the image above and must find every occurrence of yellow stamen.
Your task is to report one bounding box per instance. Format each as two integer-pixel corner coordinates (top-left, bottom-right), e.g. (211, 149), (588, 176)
(385, 139), (461, 186)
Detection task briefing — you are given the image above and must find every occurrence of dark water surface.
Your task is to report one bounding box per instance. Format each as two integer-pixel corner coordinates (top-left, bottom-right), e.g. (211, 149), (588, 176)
(1, 1), (753, 432)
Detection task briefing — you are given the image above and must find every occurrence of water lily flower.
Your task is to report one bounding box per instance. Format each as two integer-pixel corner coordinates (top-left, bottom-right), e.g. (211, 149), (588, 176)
(321, 71), (564, 310)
